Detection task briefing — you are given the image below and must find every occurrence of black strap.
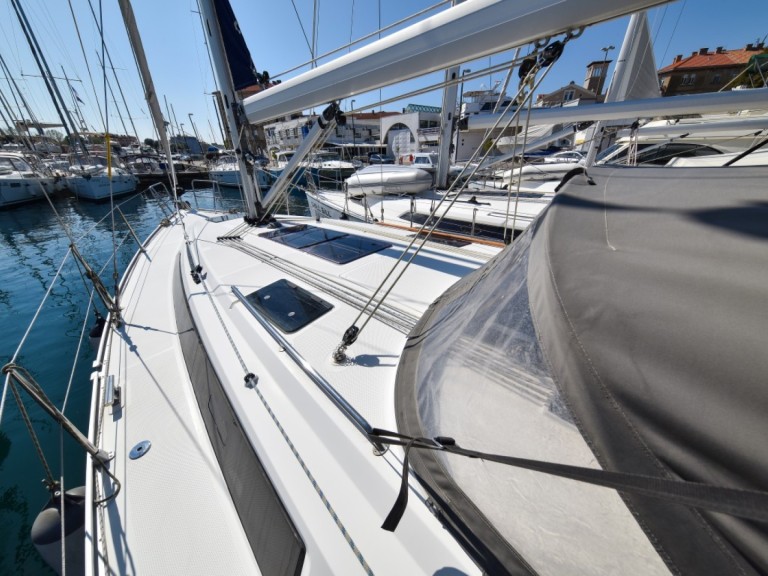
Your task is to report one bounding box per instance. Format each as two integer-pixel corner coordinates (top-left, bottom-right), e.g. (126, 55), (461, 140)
(370, 428), (768, 532)
(380, 437), (416, 531)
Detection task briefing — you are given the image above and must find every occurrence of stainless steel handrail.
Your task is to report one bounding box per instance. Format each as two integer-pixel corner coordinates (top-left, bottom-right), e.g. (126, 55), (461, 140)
(232, 286), (384, 451)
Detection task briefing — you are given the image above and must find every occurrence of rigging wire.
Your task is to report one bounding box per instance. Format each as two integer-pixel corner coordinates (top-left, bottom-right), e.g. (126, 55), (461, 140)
(505, 88), (537, 239)
(346, 57), (527, 120)
(0, 248), (73, 428)
(349, 0), (355, 51)
(95, 0), (120, 310)
(277, 0), (451, 79)
(289, 0), (314, 59)
(657, 0), (687, 71)
(333, 37), (568, 361)
(192, 4), (221, 144)
(83, 0), (140, 143)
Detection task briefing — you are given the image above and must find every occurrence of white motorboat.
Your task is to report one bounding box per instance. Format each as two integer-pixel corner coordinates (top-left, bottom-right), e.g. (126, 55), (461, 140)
(208, 154), (242, 187)
(6, 1), (768, 576)
(0, 152), (57, 208)
(305, 150), (357, 188)
(209, 154), (272, 189)
(344, 164), (433, 196)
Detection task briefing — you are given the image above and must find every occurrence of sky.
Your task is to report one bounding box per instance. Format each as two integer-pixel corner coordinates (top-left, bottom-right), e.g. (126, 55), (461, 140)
(0, 0), (765, 145)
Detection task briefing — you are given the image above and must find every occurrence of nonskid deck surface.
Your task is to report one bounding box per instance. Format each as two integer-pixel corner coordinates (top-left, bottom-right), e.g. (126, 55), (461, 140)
(90, 211), (493, 574)
(92, 219), (261, 575)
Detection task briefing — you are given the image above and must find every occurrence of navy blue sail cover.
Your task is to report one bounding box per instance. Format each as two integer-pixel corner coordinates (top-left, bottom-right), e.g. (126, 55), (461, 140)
(213, 0), (260, 90)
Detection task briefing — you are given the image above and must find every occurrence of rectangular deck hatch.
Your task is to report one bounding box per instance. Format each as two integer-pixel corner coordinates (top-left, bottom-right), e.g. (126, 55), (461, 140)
(262, 224), (391, 264)
(245, 279), (333, 333)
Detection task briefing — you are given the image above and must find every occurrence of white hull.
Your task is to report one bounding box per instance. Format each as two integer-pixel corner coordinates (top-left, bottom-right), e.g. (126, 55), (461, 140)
(0, 177), (55, 207)
(16, 0), (764, 573)
(209, 169), (241, 187)
(67, 173), (138, 201)
(86, 210), (498, 575)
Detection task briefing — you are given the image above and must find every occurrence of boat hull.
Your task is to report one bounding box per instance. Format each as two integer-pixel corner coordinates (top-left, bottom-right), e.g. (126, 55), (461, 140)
(306, 191), (366, 221)
(0, 177), (55, 208)
(210, 168), (273, 189)
(67, 173), (138, 201)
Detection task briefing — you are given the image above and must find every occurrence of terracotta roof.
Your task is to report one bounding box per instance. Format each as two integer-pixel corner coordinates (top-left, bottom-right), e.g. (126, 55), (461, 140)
(659, 47), (765, 74)
(538, 83), (597, 99)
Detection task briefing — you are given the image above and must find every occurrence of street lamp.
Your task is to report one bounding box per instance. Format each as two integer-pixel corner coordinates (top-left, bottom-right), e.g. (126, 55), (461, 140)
(599, 45), (615, 97)
(179, 123), (187, 154)
(350, 99), (356, 160)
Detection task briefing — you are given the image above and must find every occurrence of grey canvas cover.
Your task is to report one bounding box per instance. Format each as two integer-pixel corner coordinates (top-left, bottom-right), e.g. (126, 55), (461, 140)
(396, 165), (768, 575)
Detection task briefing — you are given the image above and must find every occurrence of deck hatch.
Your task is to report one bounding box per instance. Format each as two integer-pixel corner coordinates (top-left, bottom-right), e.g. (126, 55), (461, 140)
(262, 224), (391, 264)
(245, 279), (333, 333)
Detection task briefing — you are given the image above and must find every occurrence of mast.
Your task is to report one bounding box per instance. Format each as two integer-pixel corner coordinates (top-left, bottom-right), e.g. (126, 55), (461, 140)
(116, 0), (179, 196)
(85, 0), (141, 145)
(0, 87), (35, 150)
(197, 0), (260, 220)
(9, 0), (86, 156)
(0, 52), (45, 138)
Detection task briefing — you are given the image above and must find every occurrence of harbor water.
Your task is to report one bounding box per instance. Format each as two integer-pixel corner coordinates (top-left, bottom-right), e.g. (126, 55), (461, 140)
(0, 186), (309, 574)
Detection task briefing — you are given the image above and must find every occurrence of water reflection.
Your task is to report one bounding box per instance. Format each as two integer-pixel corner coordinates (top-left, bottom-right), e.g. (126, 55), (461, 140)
(0, 186), (308, 574)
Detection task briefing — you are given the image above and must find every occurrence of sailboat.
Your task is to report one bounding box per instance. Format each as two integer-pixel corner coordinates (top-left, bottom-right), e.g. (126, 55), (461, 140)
(5, 0), (768, 574)
(66, 157), (139, 201)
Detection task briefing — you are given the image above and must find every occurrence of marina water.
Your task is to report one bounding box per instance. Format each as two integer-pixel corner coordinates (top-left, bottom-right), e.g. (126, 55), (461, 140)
(0, 187), (309, 574)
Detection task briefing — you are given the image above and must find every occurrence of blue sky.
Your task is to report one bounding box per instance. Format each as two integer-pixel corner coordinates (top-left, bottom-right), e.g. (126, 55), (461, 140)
(0, 0), (765, 144)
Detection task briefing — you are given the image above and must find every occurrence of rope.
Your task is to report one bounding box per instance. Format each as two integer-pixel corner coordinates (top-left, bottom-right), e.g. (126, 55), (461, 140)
(8, 380), (56, 489)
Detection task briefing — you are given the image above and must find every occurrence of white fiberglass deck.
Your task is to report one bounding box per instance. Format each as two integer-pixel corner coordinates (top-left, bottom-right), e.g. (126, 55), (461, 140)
(88, 219), (260, 575)
(88, 210), (497, 575)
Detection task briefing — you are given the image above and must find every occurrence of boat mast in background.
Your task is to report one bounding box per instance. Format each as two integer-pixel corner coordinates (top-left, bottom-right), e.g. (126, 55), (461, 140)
(9, 0), (86, 157)
(435, 0), (464, 189)
(584, 11), (660, 165)
(117, 0), (179, 197)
